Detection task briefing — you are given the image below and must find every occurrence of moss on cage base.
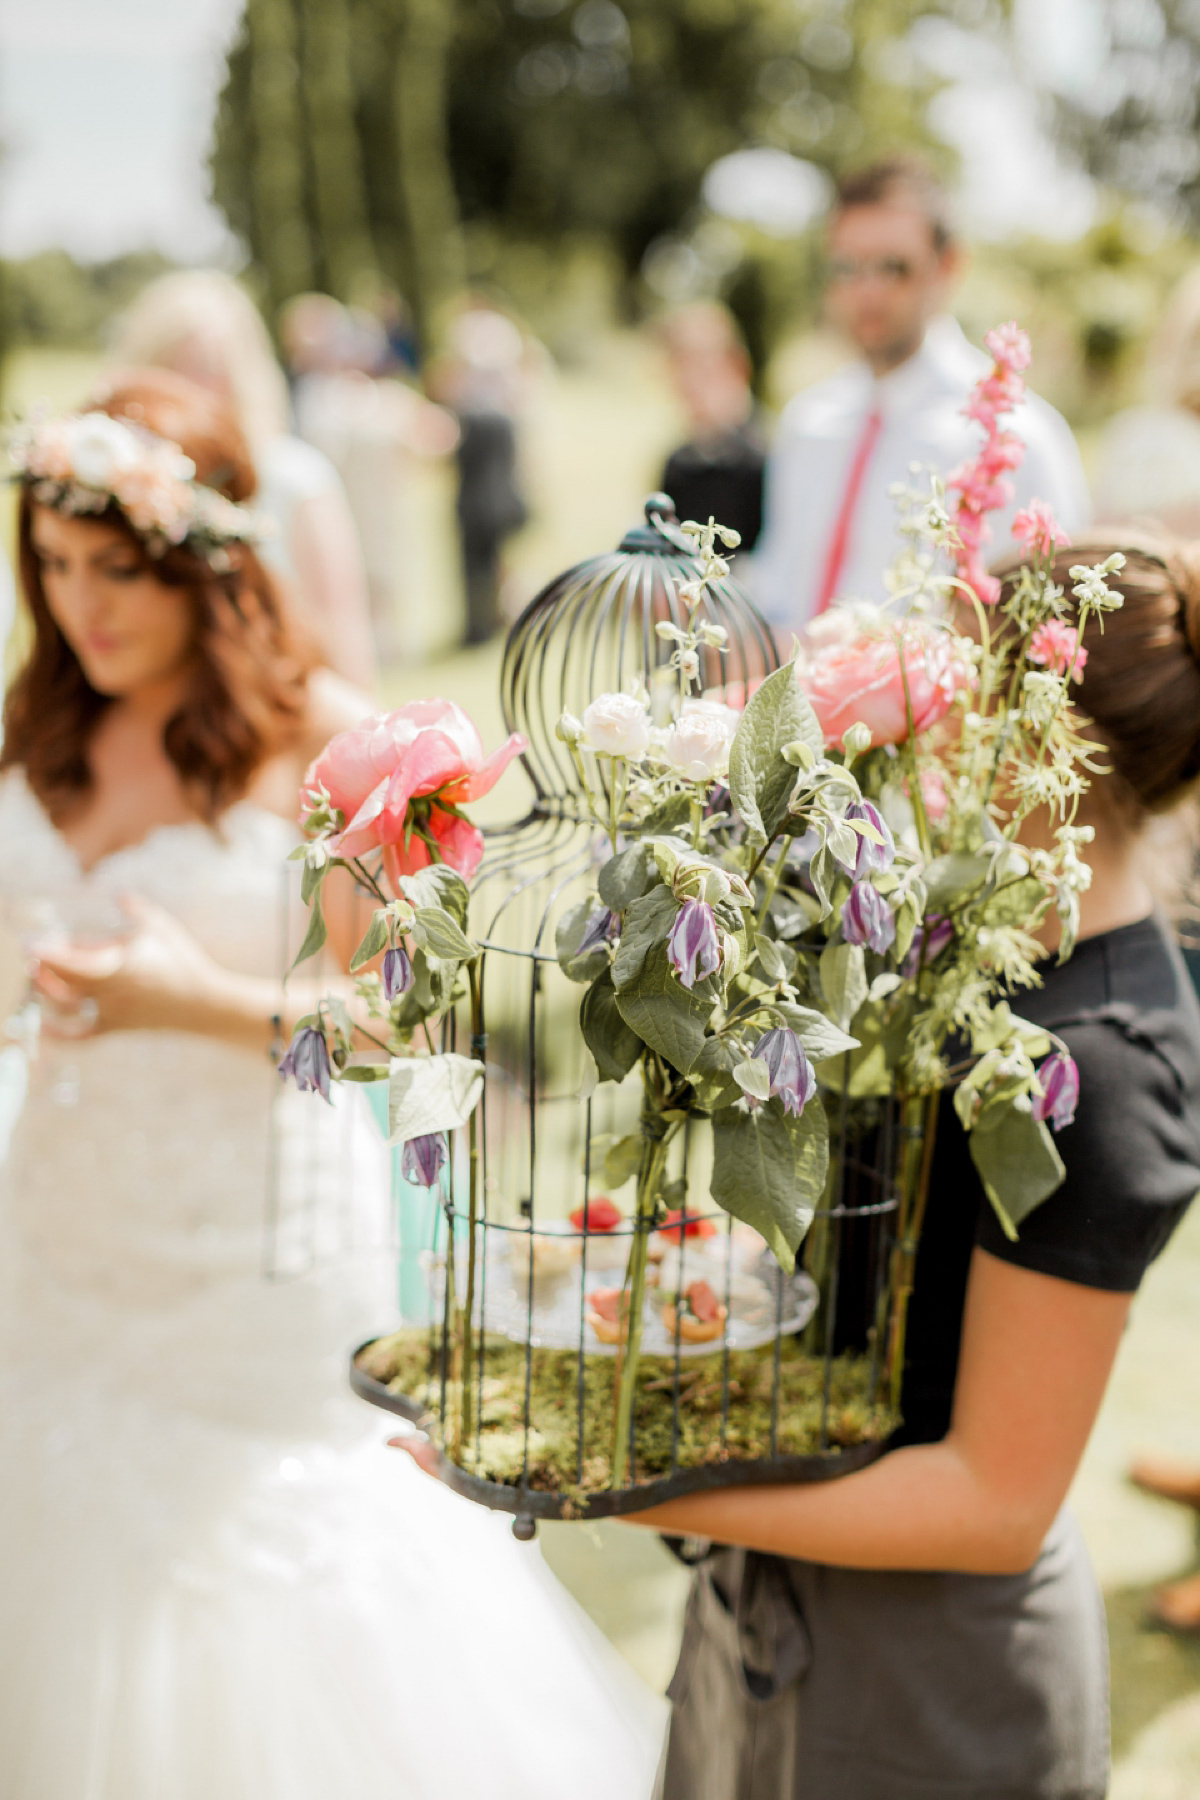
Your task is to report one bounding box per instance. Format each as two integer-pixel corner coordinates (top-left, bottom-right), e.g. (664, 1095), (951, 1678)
(356, 1329), (898, 1499)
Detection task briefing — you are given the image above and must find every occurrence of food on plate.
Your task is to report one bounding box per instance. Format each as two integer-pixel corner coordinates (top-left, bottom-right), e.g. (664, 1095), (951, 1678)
(568, 1196), (623, 1233)
(656, 1208), (718, 1245)
(585, 1285), (628, 1344)
(661, 1277), (728, 1344)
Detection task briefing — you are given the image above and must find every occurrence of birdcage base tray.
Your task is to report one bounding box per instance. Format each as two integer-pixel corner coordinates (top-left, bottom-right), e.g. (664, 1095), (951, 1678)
(351, 1330), (895, 1520)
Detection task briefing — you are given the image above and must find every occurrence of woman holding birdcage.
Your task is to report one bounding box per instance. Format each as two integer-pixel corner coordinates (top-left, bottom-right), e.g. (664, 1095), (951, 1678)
(618, 542), (1200, 1800)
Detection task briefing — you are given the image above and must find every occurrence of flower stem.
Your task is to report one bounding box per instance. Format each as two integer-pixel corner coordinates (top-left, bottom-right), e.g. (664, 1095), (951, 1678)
(885, 1090), (940, 1410)
(610, 1084), (675, 1487)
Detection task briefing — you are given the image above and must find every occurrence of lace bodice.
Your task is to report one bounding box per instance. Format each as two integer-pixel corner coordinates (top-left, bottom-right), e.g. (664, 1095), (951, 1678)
(0, 769), (388, 1329)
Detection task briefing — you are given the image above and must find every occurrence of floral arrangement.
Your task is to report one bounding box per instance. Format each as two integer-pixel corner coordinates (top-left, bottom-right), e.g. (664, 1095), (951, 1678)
(282, 323), (1124, 1497)
(9, 410), (268, 564)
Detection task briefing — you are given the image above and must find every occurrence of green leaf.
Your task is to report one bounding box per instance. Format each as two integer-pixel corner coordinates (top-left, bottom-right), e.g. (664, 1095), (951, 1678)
(614, 940), (713, 1074)
(808, 843), (837, 919)
(774, 1001), (860, 1063)
(301, 856), (327, 906)
(688, 1035), (743, 1112)
(710, 1098), (828, 1270)
(641, 793), (694, 835)
(603, 1133), (645, 1188)
(340, 1062), (391, 1083)
(733, 1055), (771, 1101)
(290, 890), (327, 970)
(349, 908), (390, 972)
(923, 853), (990, 912)
(819, 941), (868, 1031)
(727, 664), (823, 846)
(580, 968), (643, 1083)
(387, 1052), (485, 1144)
(754, 932), (794, 984)
(611, 885), (679, 990)
(980, 875), (1046, 929)
(598, 842), (659, 911)
(400, 865), (470, 928)
(555, 899), (609, 985)
(411, 906), (475, 964)
(768, 890), (821, 939)
(968, 1101), (1066, 1239)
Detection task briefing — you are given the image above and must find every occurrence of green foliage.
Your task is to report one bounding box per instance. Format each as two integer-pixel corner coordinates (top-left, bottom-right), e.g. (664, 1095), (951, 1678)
(209, 0), (948, 349)
(387, 1050), (484, 1143)
(614, 940), (714, 1075)
(580, 968), (642, 1082)
(349, 907), (390, 971)
(710, 1097), (828, 1270)
(727, 663), (822, 846)
(556, 899), (611, 985)
(969, 1103), (1066, 1241)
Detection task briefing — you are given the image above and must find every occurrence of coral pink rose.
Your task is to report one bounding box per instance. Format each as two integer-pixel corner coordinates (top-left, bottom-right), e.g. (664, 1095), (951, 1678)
(800, 623), (971, 749)
(303, 699), (526, 885)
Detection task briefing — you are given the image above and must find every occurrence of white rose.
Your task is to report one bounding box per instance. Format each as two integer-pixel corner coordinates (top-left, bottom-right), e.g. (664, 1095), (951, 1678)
(581, 692), (652, 759)
(665, 699), (737, 781)
(68, 415), (140, 491)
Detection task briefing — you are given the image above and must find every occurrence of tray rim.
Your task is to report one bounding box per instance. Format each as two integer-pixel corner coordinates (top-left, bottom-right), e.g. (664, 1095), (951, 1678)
(350, 1340), (886, 1522)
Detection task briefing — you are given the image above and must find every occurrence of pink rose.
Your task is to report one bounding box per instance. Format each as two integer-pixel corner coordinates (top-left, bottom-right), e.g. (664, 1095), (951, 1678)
(1012, 499), (1071, 561)
(800, 623), (971, 749)
(303, 699), (526, 886)
(1027, 620), (1087, 681)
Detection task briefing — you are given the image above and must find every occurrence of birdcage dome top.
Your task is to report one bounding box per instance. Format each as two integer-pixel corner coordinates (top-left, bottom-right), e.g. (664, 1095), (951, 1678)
(500, 494), (779, 805)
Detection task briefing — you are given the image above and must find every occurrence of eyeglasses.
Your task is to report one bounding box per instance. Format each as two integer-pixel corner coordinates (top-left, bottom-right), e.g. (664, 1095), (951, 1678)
(826, 256), (919, 287)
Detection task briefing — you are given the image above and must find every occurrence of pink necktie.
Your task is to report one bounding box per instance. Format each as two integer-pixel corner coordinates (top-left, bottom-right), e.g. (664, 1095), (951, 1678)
(814, 407), (883, 615)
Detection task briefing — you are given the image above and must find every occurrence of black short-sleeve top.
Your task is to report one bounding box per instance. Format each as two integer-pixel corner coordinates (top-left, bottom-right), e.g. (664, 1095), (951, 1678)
(896, 914), (1200, 1448)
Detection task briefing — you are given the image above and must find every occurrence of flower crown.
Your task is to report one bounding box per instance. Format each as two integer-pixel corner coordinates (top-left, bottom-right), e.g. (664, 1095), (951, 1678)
(9, 409), (270, 567)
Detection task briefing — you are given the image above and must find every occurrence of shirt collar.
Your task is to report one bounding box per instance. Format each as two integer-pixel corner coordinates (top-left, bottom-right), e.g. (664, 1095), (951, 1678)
(869, 315), (985, 419)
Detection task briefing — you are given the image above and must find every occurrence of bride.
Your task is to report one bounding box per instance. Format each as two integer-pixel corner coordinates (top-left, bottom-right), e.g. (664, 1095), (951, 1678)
(0, 370), (664, 1798)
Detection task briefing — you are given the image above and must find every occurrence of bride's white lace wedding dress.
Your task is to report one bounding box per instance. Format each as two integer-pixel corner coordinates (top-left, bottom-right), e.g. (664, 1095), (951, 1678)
(0, 769), (664, 1800)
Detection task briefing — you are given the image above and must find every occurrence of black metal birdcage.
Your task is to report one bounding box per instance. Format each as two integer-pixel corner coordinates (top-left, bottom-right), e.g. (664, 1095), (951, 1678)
(350, 496), (903, 1534)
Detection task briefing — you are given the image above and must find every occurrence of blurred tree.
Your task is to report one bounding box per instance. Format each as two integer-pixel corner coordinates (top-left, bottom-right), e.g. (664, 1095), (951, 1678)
(210, 0), (949, 354)
(1048, 0), (1200, 230)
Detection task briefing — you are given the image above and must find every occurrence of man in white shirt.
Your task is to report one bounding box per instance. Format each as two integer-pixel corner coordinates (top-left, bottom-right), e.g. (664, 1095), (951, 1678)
(752, 157), (1090, 635)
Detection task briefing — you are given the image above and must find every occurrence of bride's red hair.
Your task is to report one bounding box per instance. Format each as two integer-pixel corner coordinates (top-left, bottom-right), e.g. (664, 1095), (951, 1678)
(2, 368), (314, 822)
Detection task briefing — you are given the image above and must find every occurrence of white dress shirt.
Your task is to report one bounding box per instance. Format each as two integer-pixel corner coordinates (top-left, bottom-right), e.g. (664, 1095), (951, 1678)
(752, 316), (1091, 633)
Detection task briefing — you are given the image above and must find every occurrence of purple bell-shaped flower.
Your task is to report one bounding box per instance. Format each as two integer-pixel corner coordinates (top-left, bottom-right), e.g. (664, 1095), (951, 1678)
(1032, 1052), (1078, 1132)
(751, 1027), (817, 1117)
(278, 1024), (333, 1103)
(382, 945), (414, 1001)
(841, 881), (896, 954)
(402, 1132), (448, 1188)
(667, 898), (721, 989)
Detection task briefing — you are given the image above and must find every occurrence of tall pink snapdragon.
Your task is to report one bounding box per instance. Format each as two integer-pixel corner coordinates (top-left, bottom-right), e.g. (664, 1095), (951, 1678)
(946, 323), (1034, 606)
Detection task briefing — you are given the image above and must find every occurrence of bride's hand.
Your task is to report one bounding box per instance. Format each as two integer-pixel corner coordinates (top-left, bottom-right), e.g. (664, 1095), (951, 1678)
(30, 894), (230, 1036)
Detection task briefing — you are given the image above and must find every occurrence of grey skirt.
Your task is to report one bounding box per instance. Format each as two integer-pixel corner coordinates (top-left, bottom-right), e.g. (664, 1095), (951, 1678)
(655, 1509), (1109, 1800)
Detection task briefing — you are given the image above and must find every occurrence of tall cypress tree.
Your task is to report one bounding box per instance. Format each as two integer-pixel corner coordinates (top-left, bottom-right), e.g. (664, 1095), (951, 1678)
(246, 0), (316, 308)
(300, 0), (378, 300)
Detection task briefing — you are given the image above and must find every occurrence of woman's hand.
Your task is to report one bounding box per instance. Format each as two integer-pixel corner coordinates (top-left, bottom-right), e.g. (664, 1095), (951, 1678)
(31, 894), (233, 1038)
(387, 1428), (442, 1477)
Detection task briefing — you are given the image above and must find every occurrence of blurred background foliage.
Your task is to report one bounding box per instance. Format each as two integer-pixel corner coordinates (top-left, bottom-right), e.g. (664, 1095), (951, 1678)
(1, 0), (1199, 438)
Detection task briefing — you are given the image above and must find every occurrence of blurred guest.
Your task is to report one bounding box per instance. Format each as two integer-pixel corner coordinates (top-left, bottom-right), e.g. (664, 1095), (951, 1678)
(431, 306), (530, 647)
(1093, 269), (1200, 535)
(753, 156), (1089, 635)
(655, 303), (768, 554)
(110, 271), (377, 690)
(281, 294), (458, 663)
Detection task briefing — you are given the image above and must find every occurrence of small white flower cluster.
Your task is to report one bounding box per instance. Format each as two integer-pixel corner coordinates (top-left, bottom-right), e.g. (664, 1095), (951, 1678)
(559, 688), (740, 782)
(9, 409), (269, 565)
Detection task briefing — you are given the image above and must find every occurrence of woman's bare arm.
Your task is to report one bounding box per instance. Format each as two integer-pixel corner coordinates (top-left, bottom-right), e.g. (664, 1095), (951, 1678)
(618, 1248), (1130, 1575)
